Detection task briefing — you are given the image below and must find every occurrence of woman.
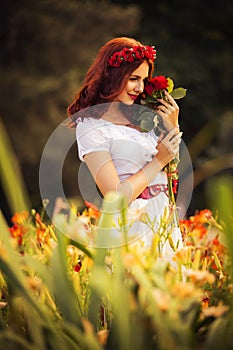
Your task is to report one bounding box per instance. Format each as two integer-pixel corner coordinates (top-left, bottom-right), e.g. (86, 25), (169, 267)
(67, 37), (183, 255)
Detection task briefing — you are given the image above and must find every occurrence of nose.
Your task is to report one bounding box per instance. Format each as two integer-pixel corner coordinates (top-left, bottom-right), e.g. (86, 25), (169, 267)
(135, 80), (144, 93)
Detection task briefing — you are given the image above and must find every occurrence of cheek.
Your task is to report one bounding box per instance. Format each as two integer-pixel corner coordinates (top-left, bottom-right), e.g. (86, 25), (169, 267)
(125, 81), (134, 91)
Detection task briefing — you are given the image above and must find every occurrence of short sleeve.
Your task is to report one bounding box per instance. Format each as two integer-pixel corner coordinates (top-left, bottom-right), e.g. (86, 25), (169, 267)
(76, 118), (110, 161)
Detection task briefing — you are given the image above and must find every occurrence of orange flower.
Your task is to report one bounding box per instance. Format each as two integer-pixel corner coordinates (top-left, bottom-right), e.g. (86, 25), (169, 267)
(11, 211), (29, 225)
(35, 213), (47, 230)
(192, 224), (207, 238)
(179, 219), (193, 234)
(190, 209), (212, 224)
(36, 228), (50, 245)
(202, 304), (229, 318)
(186, 269), (215, 285)
(84, 201), (100, 219)
(196, 209), (213, 223)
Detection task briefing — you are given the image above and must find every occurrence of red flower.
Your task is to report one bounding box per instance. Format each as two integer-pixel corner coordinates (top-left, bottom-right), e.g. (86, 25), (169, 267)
(144, 46), (157, 60)
(212, 238), (220, 246)
(172, 179), (179, 194)
(108, 52), (122, 67)
(9, 224), (27, 245)
(150, 76), (169, 91)
(133, 46), (145, 60)
(74, 261), (82, 273)
(144, 83), (154, 96)
(121, 48), (135, 62)
(107, 45), (156, 67)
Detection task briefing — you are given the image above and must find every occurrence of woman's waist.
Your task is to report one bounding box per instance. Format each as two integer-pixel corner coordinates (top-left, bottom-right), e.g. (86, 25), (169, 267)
(137, 183), (169, 200)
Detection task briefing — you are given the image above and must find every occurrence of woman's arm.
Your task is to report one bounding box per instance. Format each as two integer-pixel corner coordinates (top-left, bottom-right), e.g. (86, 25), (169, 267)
(84, 127), (182, 204)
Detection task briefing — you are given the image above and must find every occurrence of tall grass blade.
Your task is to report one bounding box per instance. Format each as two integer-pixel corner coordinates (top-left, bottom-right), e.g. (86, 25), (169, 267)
(49, 229), (83, 326)
(0, 118), (31, 214)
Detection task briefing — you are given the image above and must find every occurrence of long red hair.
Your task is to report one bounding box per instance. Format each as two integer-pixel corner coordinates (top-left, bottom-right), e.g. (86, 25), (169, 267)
(67, 37), (155, 117)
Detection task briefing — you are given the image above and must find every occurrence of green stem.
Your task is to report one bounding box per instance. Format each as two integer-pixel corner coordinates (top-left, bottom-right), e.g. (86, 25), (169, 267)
(167, 162), (179, 227)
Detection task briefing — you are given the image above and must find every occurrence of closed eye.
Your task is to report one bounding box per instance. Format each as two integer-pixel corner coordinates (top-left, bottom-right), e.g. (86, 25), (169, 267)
(129, 75), (148, 82)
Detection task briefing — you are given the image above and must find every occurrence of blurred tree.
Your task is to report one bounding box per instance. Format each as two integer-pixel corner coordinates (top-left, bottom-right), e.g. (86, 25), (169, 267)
(111, 0), (233, 214)
(0, 0), (232, 218)
(0, 0), (140, 214)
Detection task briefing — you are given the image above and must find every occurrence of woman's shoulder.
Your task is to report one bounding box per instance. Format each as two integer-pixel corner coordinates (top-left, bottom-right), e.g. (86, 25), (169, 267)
(76, 117), (105, 132)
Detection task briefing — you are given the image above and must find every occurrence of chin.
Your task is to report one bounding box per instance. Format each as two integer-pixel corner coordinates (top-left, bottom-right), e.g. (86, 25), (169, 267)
(123, 100), (134, 105)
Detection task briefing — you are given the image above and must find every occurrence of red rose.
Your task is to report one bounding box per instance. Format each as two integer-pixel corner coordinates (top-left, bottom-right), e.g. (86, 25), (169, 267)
(144, 46), (157, 60)
(74, 261), (82, 272)
(144, 83), (154, 95)
(108, 52), (122, 67)
(150, 76), (169, 91)
(122, 48), (134, 62)
(133, 46), (145, 60)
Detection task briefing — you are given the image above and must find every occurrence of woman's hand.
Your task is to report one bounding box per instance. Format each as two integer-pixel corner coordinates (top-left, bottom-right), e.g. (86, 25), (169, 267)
(155, 90), (179, 131)
(155, 127), (182, 168)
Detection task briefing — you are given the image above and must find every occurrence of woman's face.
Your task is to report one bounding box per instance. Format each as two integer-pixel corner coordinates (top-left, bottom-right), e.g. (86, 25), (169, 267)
(114, 61), (149, 104)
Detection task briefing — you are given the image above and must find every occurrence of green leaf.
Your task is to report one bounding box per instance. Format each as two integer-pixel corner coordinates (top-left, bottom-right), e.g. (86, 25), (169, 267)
(138, 111), (155, 121)
(170, 87), (187, 99)
(140, 118), (154, 132)
(69, 238), (93, 259)
(50, 231), (83, 325)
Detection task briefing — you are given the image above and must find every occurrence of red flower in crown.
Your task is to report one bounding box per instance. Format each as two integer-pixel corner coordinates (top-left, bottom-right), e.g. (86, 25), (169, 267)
(107, 45), (156, 67)
(121, 48), (135, 62)
(133, 46), (146, 60)
(144, 46), (157, 60)
(108, 52), (122, 67)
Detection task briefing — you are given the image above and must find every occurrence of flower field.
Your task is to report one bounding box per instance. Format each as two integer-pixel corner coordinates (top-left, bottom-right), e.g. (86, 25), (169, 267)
(0, 191), (233, 350)
(0, 117), (233, 350)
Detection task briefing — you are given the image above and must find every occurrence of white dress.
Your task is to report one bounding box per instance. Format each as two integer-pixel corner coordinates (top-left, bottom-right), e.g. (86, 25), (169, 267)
(76, 117), (182, 257)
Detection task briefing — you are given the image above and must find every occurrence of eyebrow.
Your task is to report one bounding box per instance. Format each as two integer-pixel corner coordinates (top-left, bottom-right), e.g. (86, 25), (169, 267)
(130, 74), (149, 79)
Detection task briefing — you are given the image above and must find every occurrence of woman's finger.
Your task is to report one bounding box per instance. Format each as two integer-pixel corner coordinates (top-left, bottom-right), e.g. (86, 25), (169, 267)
(161, 131), (182, 155)
(163, 127), (180, 142)
(163, 90), (179, 107)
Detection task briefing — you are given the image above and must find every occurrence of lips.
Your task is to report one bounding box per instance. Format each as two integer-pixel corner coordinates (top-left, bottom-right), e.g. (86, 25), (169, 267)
(128, 94), (138, 101)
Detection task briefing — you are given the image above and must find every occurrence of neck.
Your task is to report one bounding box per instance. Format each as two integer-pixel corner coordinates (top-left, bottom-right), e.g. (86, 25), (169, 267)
(101, 102), (131, 124)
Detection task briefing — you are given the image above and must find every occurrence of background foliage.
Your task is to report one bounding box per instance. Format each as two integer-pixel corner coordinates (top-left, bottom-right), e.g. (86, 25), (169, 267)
(0, 0), (232, 220)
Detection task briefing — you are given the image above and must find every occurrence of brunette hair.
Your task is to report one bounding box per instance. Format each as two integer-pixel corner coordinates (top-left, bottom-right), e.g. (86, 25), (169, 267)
(67, 37), (155, 117)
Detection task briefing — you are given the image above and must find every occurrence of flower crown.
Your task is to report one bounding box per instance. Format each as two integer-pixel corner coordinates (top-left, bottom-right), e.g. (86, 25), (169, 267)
(107, 45), (156, 68)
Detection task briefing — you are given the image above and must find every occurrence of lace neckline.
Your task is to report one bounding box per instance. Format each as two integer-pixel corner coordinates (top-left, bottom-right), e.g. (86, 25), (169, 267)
(100, 118), (142, 132)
